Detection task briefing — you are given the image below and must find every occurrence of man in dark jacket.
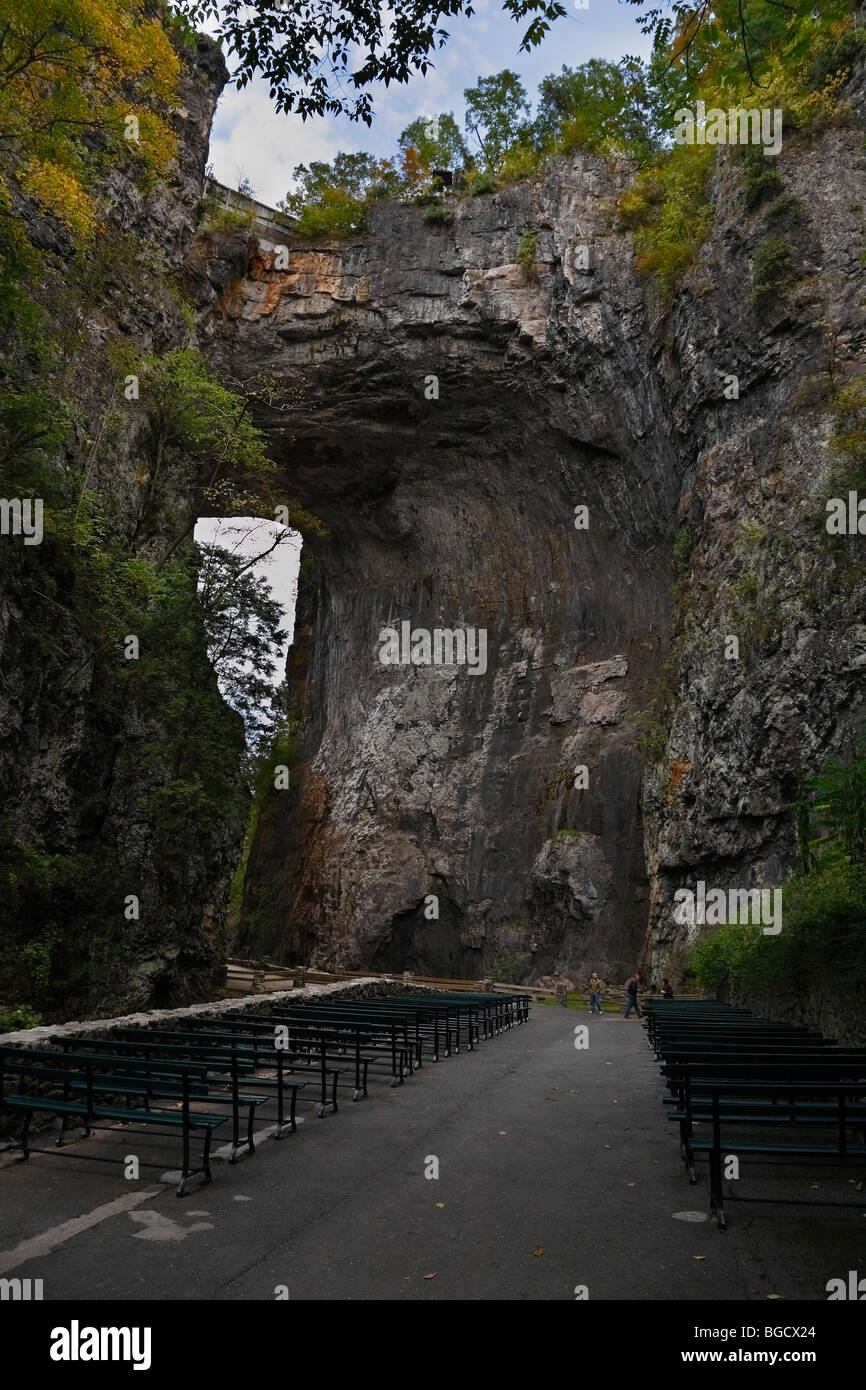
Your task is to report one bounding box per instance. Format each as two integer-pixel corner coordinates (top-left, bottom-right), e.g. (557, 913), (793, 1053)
(624, 973), (642, 1018)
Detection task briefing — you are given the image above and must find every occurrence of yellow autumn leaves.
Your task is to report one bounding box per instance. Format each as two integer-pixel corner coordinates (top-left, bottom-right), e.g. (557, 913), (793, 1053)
(0, 0), (182, 241)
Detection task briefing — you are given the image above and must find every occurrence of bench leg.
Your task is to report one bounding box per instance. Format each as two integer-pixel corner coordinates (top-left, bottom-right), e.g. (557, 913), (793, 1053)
(274, 1079), (285, 1139)
(177, 1130), (215, 1197)
(178, 1115), (191, 1195)
(708, 1147), (726, 1228)
(20, 1108), (34, 1159)
(229, 1099), (240, 1163)
(230, 1104), (256, 1163)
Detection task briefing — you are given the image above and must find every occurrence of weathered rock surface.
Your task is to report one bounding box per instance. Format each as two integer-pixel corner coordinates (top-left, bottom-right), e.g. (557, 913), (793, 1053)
(4, 27), (866, 1013)
(191, 156), (681, 982)
(193, 87), (866, 986)
(0, 36), (245, 1016)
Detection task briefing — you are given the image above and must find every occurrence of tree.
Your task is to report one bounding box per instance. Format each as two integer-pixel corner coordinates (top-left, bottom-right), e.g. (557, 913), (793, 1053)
(280, 152), (400, 235)
(796, 740), (866, 869)
(135, 349), (276, 556)
(281, 153), (382, 215)
(625, 0), (856, 91)
(0, 1), (181, 240)
(172, 0), (567, 123)
(398, 112), (469, 175)
(534, 57), (660, 160)
(196, 525), (292, 752)
(464, 70), (531, 171)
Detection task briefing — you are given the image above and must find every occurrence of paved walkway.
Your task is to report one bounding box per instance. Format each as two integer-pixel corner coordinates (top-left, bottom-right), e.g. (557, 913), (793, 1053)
(1, 1005), (862, 1300)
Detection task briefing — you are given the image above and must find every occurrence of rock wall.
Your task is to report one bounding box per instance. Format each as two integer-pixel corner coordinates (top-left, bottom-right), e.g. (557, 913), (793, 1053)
(726, 981), (866, 1048)
(4, 18), (864, 1013)
(193, 157), (681, 982)
(193, 79), (866, 986)
(0, 36), (247, 1017)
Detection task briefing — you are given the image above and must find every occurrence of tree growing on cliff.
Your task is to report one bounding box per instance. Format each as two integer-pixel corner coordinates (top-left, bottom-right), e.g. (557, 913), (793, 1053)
(398, 112), (469, 178)
(280, 152), (405, 234)
(534, 57), (660, 159)
(625, 0), (858, 89)
(0, 0), (181, 240)
(464, 70), (532, 171)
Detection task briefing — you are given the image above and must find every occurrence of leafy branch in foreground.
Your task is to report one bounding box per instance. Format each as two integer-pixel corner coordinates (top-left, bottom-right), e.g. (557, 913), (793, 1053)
(171, 0), (567, 123)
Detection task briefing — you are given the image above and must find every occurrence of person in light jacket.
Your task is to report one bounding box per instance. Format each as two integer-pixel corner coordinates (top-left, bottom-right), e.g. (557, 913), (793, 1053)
(587, 972), (604, 1015)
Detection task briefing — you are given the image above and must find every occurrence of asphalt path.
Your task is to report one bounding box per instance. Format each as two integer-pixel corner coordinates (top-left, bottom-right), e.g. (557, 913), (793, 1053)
(0, 1003), (862, 1301)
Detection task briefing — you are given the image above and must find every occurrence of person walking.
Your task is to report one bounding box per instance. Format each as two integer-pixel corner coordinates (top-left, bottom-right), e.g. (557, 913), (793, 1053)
(623, 972), (642, 1019)
(587, 971), (604, 1015)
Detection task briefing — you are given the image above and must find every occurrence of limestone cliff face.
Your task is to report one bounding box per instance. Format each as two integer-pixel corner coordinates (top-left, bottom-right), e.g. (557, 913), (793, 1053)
(192, 159), (686, 980)
(194, 86), (866, 983)
(7, 29), (862, 1016)
(0, 37), (245, 1017)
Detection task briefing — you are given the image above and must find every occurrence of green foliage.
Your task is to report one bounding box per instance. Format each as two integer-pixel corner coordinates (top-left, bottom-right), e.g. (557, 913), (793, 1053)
(614, 144), (715, 294)
(136, 348), (279, 539)
(281, 153), (382, 214)
(293, 191), (368, 238)
(464, 70), (531, 171)
(466, 171), (496, 196)
(750, 235), (796, 314)
(496, 142), (545, 185)
(553, 827), (583, 844)
(535, 57), (659, 159)
(398, 113), (468, 173)
(741, 146), (783, 209)
(0, 0), (180, 242)
(0, 347), (289, 1017)
(280, 153), (392, 236)
(174, 0), (569, 123)
(197, 535), (290, 752)
(201, 198), (256, 236)
(827, 374), (866, 495)
(634, 676), (674, 763)
(796, 737), (866, 866)
(0, 1004), (42, 1033)
(491, 945), (526, 984)
(687, 737), (866, 999)
(611, 3), (859, 292)
(765, 192), (802, 225)
(422, 203), (455, 227)
(634, 714), (670, 763)
(672, 524), (692, 573)
(517, 230), (539, 278)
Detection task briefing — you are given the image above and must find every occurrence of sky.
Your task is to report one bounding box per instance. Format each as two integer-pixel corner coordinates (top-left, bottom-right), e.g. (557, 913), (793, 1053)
(195, 517), (301, 687)
(201, 1), (654, 704)
(207, 0), (654, 206)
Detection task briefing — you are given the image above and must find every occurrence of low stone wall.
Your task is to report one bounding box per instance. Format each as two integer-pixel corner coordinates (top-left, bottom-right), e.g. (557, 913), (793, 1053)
(0, 978), (446, 1140)
(0, 977), (435, 1049)
(726, 982), (865, 1046)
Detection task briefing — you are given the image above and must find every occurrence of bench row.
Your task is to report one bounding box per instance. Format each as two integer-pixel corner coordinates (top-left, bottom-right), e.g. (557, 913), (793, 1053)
(644, 998), (866, 1229)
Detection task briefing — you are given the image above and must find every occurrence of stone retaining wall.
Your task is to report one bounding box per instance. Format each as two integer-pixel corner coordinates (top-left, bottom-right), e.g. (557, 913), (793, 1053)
(0, 979), (438, 1138)
(726, 983), (865, 1047)
(0, 977), (435, 1049)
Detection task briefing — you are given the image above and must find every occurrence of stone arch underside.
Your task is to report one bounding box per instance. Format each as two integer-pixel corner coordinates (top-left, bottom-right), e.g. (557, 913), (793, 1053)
(189, 157), (686, 980)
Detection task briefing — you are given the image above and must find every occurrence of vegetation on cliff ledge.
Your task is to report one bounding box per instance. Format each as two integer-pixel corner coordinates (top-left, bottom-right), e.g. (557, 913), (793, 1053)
(686, 740), (866, 1001)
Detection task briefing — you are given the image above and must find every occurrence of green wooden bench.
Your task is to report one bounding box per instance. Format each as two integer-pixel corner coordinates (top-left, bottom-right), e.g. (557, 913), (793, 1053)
(0, 1047), (227, 1196)
(691, 1082), (866, 1228)
(61, 1034), (307, 1139)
